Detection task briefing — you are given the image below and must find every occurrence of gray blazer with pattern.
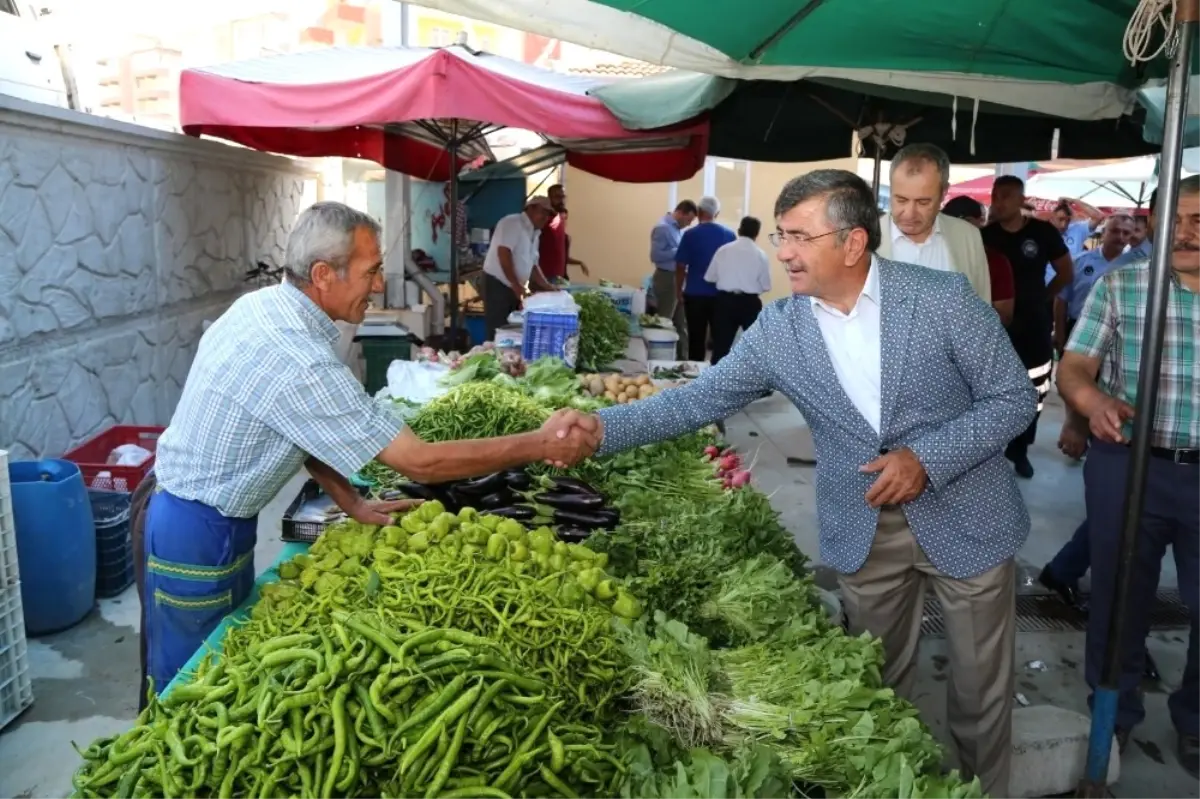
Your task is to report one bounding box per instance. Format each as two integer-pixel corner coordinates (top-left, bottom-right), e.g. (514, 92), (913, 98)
(597, 256), (1037, 579)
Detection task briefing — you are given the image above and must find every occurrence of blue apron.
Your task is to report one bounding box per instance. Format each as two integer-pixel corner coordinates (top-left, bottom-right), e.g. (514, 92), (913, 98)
(142, 490), (256, 692)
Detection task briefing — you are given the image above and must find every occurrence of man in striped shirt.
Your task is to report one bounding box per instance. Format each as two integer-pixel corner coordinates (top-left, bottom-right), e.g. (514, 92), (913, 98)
(1056, 174), (1199, 776)
(144, 202), (599, 694)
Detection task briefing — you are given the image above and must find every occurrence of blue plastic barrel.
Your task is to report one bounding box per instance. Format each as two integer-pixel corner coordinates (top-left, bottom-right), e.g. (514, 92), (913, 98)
(9, 459), (96, 635)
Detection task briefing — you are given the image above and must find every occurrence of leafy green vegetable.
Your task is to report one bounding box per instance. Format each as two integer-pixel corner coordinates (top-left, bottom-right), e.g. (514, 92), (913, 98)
(699, 555), (816, 645)
(438, 351), (502, 385)
(576, 291), (630, 370)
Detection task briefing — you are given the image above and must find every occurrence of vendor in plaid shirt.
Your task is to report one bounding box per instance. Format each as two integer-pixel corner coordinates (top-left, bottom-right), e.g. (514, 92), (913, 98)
(1056, 174), (1200, 777)
(142, 202), (600, 697)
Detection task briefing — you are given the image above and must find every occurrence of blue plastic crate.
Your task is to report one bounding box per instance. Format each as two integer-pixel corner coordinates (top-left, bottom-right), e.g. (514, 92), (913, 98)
(522, 311), (580, 366)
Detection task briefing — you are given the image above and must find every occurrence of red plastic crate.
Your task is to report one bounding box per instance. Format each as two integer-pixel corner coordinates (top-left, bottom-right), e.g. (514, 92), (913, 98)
(63, 425), (164, 493)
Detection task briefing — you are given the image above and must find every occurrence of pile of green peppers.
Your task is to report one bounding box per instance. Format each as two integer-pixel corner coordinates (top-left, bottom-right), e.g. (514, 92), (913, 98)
(72, 615), (621, 799)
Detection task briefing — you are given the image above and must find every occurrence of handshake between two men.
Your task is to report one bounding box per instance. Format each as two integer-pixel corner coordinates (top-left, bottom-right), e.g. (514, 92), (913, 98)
(540, 409), (604, 469)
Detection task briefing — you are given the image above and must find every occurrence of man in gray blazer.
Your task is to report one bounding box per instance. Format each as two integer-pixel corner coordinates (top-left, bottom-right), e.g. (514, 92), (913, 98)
(558, 169), (1036, 797)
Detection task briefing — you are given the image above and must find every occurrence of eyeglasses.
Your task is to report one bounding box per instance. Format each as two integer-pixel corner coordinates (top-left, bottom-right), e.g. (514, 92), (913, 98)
(768, 227), (853, 248)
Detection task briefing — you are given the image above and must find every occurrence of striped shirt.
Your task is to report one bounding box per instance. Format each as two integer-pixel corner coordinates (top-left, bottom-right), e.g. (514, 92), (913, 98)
(155, 283), (403, 518)
(1066, 260), (1199, 449)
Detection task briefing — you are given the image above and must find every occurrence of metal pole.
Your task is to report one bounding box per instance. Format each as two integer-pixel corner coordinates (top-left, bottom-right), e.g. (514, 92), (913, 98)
(447, 120), (461, 343)
(871, 146), (884, 201)
(1078, 7), (1195, 794)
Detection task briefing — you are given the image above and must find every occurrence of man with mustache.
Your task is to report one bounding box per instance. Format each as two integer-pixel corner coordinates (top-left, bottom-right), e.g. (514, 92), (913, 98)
(556, 169), (1036, 795)
(1056, 174), (1200, 777)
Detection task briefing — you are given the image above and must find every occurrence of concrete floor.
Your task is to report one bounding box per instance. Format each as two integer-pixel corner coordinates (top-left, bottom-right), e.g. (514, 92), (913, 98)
(0, 395), (1195, 798)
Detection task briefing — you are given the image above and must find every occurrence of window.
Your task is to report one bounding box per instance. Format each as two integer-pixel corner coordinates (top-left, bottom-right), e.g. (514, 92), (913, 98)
(670, 157), (752, 224)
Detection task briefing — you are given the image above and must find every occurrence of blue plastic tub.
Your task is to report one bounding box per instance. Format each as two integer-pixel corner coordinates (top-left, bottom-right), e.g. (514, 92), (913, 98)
(464, 314), (488, 347)
(9, 459), (96, 635)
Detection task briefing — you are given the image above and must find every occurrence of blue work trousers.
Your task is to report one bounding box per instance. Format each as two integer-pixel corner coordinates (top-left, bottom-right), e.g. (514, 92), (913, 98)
(142, 490), (256, 693)
(1084, 441), (1199, 736)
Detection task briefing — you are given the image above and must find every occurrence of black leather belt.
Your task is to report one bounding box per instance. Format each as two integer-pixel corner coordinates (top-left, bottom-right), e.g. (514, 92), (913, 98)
(1149, 446), (1200, 465)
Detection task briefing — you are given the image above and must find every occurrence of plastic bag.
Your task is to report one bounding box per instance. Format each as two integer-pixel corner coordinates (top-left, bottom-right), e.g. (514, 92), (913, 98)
(383, 359), (451, 403)
(522, 291), (579, 314)
(107, 444), (153, 467)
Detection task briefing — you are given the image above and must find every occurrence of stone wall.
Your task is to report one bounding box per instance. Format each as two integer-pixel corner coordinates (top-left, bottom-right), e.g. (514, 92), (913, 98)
(0, 97), (309, 460)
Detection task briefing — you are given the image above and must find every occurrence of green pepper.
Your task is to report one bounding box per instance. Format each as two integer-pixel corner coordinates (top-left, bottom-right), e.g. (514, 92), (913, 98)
(576, 567), (601, 593)
(479, 514), (501, 531)
(527, 529), (554, 556)
(407, 530), (431, 553)
(485, 532), (508, 560)
(548, 553), (567, 572)
(552, 541), (569, 557)
(612, 590), (642, 619)
(417, 500), (445, 521)
(460, 543), (480, 559)
(277, 560), (301, 580)
(381, 526), (406, 547)
(567, 544), (594, 562)
(496, 519), (525, 541)
(427, 517), (451, 542)
(592, 552), (609, 570)
(401, 514), (426, 534)
(594, 579), (617, 601)
(558, 580), (586, 604)
(457, 506), (478, 522)
(509, 541), (529, 562)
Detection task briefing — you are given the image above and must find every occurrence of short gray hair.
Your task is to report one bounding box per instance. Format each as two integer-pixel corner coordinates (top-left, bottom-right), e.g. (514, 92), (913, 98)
(284, 202), (381, 286)
(774, 169), (882, 252)
(698, 196), (721, 217)
(890, 143), (952, 193)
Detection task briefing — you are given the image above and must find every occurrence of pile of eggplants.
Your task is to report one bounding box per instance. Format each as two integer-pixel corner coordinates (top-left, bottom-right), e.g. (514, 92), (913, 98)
(382, 470), (620, 539)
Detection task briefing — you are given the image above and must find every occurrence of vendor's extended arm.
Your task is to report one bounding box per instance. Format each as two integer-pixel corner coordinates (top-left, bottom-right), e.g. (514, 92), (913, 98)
(590, 307), (778, 456)
(306, 457), (417, 525)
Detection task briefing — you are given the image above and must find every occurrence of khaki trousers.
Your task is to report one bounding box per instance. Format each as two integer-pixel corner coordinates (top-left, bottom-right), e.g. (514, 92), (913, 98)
(651, 268), (688, 359)
(838, 507), (1015, 798)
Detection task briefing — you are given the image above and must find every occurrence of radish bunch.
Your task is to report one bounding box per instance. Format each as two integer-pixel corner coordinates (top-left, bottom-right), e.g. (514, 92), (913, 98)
(705, 445), (752, 490)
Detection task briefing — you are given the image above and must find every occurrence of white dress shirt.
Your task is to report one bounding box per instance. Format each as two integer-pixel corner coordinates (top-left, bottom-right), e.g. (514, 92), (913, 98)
(810, 257), (882, 433)
(483, 212), (540, 289)
(704, 236), (772, 294)
(890, 217), (954, 273)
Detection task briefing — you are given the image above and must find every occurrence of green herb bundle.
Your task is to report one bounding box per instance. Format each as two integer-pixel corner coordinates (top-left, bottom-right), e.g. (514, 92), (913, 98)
(575, 291), (629, 370)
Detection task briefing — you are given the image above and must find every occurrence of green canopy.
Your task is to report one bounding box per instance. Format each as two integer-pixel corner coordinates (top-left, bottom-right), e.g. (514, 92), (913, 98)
(412, 0), (1197, 120)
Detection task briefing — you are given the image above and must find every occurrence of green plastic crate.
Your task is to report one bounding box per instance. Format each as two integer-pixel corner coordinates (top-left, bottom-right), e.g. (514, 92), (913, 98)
(360, 336), (412, 396)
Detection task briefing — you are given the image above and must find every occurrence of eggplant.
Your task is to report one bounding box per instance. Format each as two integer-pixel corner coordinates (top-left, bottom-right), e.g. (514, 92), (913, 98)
(396, 482), (440, 502)
(454, 472), (506, 495)
(380, 489), (405, 501)
(556, 526), (593, 543)
(446, 486), (475, 510)
(552, 507), (620, 529)
(484, 506), (537, 521)
(534, 491), (605, 510)
(478, 489), (515, 509)
(546, 477), (600, 496)
(503, 470), (533, 491)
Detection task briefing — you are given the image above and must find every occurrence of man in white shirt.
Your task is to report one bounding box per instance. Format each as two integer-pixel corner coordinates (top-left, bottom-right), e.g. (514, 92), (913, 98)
(705, 215), (772, 364)
(482, 196), (556, 339)
(876, 143), (992, 303)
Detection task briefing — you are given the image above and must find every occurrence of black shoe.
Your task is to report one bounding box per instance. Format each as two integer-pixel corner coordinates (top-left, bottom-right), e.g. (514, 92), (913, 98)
(1012, 453), (1035, 479)
(1038, 566), (1082, 609)
(1178, 733), (1199, 778)
(1116, 727), (1132, 754)
(1144, 653), (1161, 683)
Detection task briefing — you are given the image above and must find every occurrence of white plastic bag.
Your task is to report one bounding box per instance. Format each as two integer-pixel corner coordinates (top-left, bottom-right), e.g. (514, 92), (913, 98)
(522, 291), (579, 314)
(107, 444), (153, 467)
(383, 359), (451, 403)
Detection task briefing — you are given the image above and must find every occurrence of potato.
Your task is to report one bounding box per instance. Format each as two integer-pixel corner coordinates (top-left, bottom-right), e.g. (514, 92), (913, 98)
(635, 374), (651, 386)
(589, 378), (605, 396)
(624, 385), (639, 398)
(603, 375), (620, 392)
(617, 394), (629, 404)
(638, 384), (655, 398)
(603, 390), (617, 401)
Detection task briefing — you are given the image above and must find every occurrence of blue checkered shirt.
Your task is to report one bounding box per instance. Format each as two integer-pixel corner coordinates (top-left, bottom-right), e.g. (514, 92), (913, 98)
(155, 283), (403, 518)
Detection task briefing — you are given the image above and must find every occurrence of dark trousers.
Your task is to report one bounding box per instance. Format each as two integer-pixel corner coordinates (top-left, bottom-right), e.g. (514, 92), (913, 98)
(1084, 441), (1199, 735)
(1047, 520), (1091, 583)
(683, 294), (718, 363)
(484, 274), (521, 342)
(711, 292), (762, 365)
(1006, 360), (1052, 459)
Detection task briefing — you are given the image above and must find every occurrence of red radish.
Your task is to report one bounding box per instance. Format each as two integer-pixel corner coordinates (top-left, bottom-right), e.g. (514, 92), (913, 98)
(730, 470), (752, 488)
(704, 445), (721, 459)
(719, 454), (741, 472)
